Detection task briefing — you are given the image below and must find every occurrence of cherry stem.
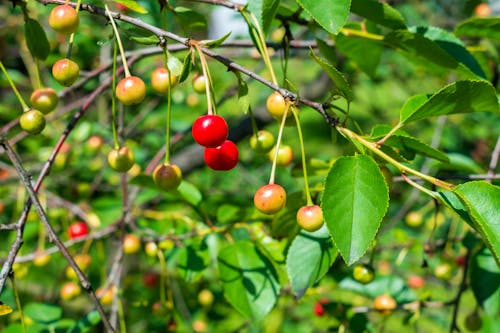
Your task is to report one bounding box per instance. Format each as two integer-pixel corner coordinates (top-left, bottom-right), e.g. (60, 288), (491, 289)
(269, 105), (289, 185)
(292, 107), (313, 206)
(338, 127), (455, 191)
(248, 107), (260, 136)
(10, 276), (27, 333)
(105, 4), (131, 78)
(34, 59), (43, 89)
(375, 122), (403, 147)
(0, 60), (30, 112)
(65, 0), (81, 59)
(162, 47), (173, 164)
(194, 43), (216, 115)
(157, 250), (167, 307)
(111, 40), (120, 149)
(241, 10), (278, 86)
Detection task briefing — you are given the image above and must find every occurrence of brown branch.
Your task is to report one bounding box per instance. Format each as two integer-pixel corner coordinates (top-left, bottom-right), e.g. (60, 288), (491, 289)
(0, 140), (116, 332)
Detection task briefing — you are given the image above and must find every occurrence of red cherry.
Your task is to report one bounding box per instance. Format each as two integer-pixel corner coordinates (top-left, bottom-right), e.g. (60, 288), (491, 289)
(68, 221), (88, 239)
(204, 140), (238, 171)
(192, 115), (228, 148)
(314, 302), (325, 316)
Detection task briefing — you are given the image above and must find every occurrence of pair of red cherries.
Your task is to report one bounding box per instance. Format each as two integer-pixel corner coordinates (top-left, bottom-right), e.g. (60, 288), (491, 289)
(191, 115), (238, 171)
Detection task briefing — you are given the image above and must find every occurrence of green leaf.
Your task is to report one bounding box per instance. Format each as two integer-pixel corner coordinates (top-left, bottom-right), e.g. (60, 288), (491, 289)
(434, 153), (484, 174)
(248, 0), (280, 35)
(129, 35), (160, 45)
(351, 0), (406, 29)
(218, 241), (280, 321)
(177, 180), (203, 206)
(69, 310), (101, 333)
(167, 54), (183, 77)
(237, 76), (250, 114)
(470, 247), (500, 315)
(410, 26), (485, 78)
(114, 0), (148, 14)
(24, 303), (62, 323)
(321, 155), (389, 265)
(400, 80), (499, 124)
(370, 125), (449, 162)
(286, 225), (337, 298)
(339, 275), (416, 303)
(296, 0), (351, 34)
(129, 173), (156, 189)
(178, 50), (193, 83)
(24, 18), (50, 60)
(202, 31), (232, 48)
(309, 49), (353, 101)
(335, 32), (383, 78)
(176, 245), (209, 282)
(454, 181), (500, 265)
(175, 7), (207, 32)
(455, 17), (500, 40)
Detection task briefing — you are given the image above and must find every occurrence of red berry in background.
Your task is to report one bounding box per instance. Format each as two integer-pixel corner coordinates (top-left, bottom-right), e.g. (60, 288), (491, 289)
(407, 275), (426, 289)
(68, 221), (89, 239)
(254, 184), (287, 215)
(313, 302), (325, 316)
(143, 272), (159, 288)
(192, 115), (228, 148)
(115, 76), (146, 105)
(455, 254), (467, 267)
(204, 140), (239, 171)
(48, 5), (79, 35)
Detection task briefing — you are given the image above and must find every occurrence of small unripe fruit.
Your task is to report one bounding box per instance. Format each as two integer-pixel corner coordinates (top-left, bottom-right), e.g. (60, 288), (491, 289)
(20, 109), (46, 134)
(266, 92), (288, 119)
(123, 234), (141, 254)
(86, 135), (104, 151)
(198, 289), (214, 307)
(48, 5), (79, 35)
(144, 242), (158, 257)
(192, 74), (207, 94)
(353, 264), (375, 284)
(192, 115), (228, 148)
(254, 184), (286, 215)
(192, 320), (207, 333)
(52, 59), (79, 87)
(60, 281), (81, 300)
(296, 205), (324, 232)
(474, 3), (492, 17)
(116, 76), (146, 105)
(65, 253), (91, 280)
(108, 147), (135, 172)
(97, 286), (116, 305)
(151, 67), (178, 93)
(250, 130), (275, 154)
(269, 145), (294, 167)
(405, 211), (424, 228)
(373, 294), (397, 314)
(33, 251), (51, 267)
(407, 275), (425, 289)
(204, 140), (239, 171)
(153, 163), (182, 191)
(434, 262), (454, 280)
(30, 88), (58, 114)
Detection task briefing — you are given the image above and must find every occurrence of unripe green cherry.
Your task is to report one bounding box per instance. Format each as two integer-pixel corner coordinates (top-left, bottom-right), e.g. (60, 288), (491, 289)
(152, 163), (182, 191)
(116, 76), (146, 105)
(108, 147), (135, 172)
(254, 184), (287, 215)
(192, 74), (207, 94)
(269, 144), (294, 167)
(250, 130), (275, 154)
(20, 109), (46, 134)
(151, 67), (178, 93)
(353, 264), (375, 284)
(266, 92), (289, 119)
(296, 205), (324, 232)
(48, 4), (79, 35)
(30, 88), (58, 114)
(52, 59), (80, 87)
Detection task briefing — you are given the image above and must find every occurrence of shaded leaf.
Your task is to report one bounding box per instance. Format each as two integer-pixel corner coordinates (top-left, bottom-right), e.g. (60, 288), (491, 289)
(309, 49), (353, 101)
(202, 31), (232, 48)
(455, 17), (500, 40)
(176, 245), (209, 282)
(470, 247), (500, 315)
(129, 35), (160, 45)
(296, 0), (351, 34)
(351, 0), (406, 29)
(178, 50), (193, 83)
(218, 241), (280, 321)
(336, 32), (383, 78)
(400, 80), (499, 124)
(237, 77), (250, 114)
(24, 18), (50, 60)
(69, 310), (101, 333)
(24, 303), (62, 323)
(177, 180), (203, 206)
(286, 225), (337, 298)
(248, 0), (280, 35)
(322, 155), (389, 265)
(175, 7), (207, 32)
